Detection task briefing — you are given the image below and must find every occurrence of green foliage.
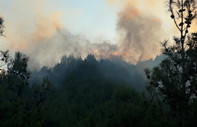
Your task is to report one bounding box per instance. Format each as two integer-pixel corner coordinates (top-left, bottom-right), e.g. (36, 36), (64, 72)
(0, 52), (51, 127)
(0, 51), (194, 127)
(146, 0), (197, 126)
(83, 87), (177, 127)
(30, 54), (146, 90)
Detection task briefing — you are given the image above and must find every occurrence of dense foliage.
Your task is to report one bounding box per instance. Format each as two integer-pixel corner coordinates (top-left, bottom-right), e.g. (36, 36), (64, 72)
(0, 52), (51, 127)
(0, 52), (195, 127)
(30, 55), (146, 90)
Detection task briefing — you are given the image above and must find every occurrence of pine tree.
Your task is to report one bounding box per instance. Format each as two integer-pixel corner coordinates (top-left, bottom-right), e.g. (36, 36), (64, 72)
(145, 0), (197, 127)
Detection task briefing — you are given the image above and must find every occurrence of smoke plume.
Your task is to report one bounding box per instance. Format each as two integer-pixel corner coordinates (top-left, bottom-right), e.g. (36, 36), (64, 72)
(0, 0), (167, 69)
(115, 0), (164, 63)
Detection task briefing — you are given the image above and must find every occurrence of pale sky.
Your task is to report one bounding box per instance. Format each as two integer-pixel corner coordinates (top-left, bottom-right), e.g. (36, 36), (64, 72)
(0, 0), (120, 41)
(48, 0), (119, 41)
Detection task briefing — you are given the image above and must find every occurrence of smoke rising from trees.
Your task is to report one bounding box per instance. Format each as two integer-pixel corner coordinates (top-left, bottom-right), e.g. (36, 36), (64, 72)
(117, 4), (163, 63)
(0, 0), (167, 70)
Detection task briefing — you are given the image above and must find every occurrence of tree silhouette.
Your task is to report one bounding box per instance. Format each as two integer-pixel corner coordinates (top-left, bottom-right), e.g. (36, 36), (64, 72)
(145, 0), (197, 126)
(0, 17), (9, 71)
(0, 17), (3, 36)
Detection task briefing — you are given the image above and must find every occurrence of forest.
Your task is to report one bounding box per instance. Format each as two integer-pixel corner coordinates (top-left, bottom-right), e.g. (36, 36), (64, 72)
(0, 0), (197, 127)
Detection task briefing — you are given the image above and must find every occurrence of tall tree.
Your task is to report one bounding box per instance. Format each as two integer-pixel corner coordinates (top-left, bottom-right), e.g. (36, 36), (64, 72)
(0, 17), (9, 71)
(0, 17), (3, 36)
(145, 0), (197, 127)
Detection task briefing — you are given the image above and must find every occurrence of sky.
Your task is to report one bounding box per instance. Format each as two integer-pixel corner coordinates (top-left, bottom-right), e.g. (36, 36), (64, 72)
(0, 0), (120, 41)
(0, 0), (187, 69)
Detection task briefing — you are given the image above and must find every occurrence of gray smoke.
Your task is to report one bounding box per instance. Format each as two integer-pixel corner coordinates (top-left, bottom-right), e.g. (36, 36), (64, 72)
(27, 29), (118, 69)
(116, 5), (163, 63)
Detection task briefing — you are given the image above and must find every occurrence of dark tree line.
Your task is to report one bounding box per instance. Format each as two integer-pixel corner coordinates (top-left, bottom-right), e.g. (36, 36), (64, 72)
(30, 54), (146, 91)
